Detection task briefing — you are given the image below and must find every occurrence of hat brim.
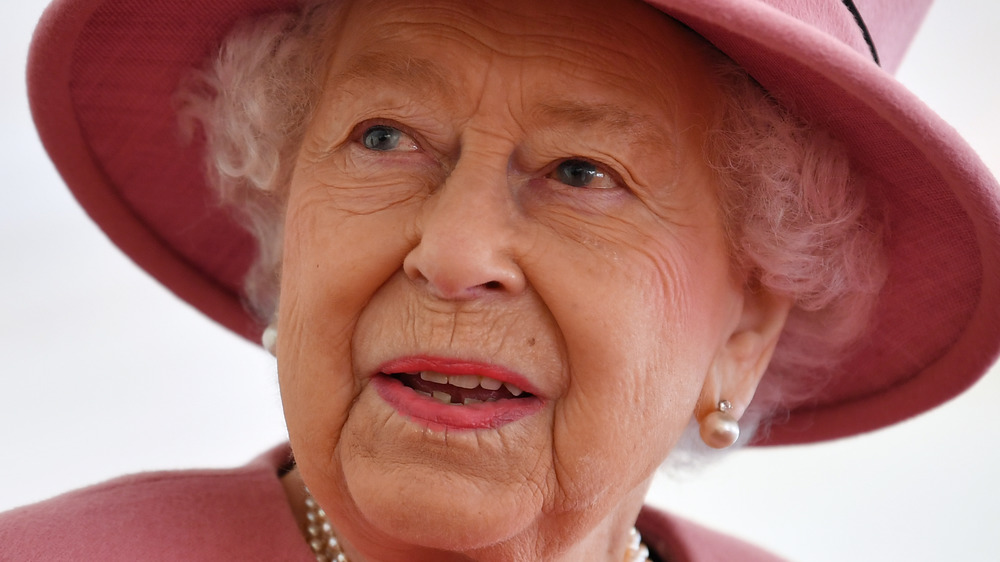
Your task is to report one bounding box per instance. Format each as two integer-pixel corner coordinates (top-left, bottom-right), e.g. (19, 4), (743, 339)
(27, 0), (1000, 445)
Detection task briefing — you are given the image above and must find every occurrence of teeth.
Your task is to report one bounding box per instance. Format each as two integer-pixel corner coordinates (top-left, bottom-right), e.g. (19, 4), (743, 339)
(463, 398), (483, 405)
(411, 371), (527, 398)
(415, 390), (432, 398)
(479, 377), (503, 391)
(420, 371), (448, 384)
(449, 374), (480, 389)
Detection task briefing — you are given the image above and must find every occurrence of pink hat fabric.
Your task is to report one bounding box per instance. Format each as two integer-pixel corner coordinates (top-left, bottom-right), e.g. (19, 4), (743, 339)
(27, 0), (1000, 445)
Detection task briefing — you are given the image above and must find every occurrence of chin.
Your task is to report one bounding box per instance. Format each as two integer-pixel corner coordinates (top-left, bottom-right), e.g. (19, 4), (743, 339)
(342, 457), (541, 552)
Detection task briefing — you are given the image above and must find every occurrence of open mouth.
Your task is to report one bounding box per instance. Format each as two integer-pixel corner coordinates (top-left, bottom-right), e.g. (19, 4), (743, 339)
(387, 371), (533, 405)
(373, 361), (544, 429)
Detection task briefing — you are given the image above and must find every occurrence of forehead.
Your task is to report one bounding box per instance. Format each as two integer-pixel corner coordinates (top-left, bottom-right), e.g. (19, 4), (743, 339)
(336, 0), (685, 62)
(325, 0), (722, 120)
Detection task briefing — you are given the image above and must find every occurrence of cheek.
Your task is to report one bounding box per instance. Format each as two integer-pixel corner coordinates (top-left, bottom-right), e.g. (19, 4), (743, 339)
(279, 163), (426, 321)
(531, 224), (735, 501)
(276, 180), (419, 472)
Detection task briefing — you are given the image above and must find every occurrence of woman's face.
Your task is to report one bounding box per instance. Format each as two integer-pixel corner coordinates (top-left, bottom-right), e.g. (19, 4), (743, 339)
(279, 0), (750, 558)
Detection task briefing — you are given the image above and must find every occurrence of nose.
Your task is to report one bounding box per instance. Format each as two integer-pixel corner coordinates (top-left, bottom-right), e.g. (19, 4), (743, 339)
(403, 163), (526, 300)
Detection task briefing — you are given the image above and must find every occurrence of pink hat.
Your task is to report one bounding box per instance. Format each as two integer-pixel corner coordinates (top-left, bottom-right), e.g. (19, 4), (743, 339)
(27, 0), (1000, 445)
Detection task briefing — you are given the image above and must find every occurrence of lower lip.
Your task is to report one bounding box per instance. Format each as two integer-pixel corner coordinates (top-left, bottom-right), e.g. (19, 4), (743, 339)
(371, 375), (544, 430)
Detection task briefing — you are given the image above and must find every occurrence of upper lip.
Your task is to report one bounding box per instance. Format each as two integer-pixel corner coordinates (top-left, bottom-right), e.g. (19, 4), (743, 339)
(376, 355), (542, 397)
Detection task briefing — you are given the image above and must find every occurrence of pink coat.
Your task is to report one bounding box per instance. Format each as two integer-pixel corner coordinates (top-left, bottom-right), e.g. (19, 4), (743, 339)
(0, 444), (784, 561)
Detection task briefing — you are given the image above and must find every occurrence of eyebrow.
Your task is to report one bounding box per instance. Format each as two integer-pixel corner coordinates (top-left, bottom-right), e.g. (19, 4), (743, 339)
(329, 51), (458, 101)
(533, 101), (674, 151)
(329, 53), (673, 150)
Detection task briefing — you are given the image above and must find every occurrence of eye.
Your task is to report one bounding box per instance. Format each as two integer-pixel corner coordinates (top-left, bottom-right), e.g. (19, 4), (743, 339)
(361, 124), (418, 152)
(551, 159), (617, 189)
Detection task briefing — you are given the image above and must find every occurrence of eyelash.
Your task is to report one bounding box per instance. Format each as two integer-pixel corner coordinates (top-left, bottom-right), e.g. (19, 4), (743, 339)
(352, 121), (625, 191)
(545, 158), (621, 190)
(353, 120), (421, 152)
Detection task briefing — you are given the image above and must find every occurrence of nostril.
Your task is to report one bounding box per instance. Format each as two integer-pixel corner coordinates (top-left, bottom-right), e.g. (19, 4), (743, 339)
(402, 229), (526, 298)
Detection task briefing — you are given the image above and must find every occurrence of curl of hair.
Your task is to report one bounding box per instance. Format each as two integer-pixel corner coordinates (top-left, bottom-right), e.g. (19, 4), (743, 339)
(175, 1), (340, 321)
(177, 7), (887, 459)
(685, 60), (887, 459)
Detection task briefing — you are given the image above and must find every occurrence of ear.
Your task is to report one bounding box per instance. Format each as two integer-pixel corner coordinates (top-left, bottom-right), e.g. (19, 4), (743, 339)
(698, 285), (793, 421)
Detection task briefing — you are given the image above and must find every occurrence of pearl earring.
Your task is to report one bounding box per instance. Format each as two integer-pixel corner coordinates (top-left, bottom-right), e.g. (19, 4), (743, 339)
(262, 324), (278, 357)
(699, 400), (740, 449)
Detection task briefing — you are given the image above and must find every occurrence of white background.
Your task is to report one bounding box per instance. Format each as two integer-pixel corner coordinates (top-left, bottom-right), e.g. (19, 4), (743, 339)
(2, 1), (998, 561)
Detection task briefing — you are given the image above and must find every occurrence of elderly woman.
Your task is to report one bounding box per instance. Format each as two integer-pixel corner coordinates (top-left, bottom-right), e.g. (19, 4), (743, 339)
(4, 0), (999, 560)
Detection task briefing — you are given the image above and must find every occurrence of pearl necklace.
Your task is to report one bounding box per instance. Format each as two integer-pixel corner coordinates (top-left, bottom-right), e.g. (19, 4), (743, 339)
(304, 490), (347, 562)
(303, 488), (650, 562)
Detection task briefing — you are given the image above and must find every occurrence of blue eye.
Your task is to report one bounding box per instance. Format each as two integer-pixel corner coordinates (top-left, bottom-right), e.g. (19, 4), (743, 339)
(554, 159), (609, 188)
(362, 125), (402, 151)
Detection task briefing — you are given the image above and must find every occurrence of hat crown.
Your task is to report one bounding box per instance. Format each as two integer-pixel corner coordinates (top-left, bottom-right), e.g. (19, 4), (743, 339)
(728, 0), (934, 73)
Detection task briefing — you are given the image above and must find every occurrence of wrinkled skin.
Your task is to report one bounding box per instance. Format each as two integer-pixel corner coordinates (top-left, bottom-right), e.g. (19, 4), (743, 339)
(276, 0), (790, 560)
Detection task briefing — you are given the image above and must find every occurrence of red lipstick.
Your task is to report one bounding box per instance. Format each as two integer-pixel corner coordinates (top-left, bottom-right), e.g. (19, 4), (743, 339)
(372, 356), (544, 430)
